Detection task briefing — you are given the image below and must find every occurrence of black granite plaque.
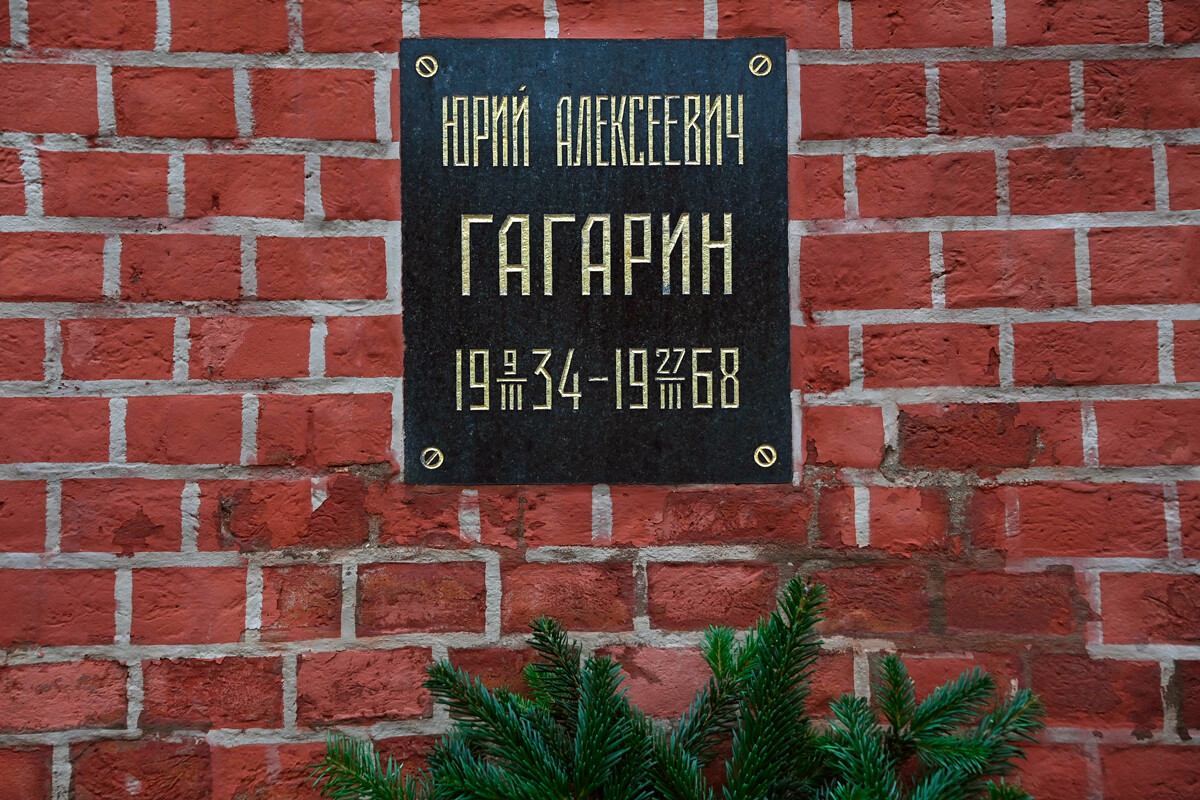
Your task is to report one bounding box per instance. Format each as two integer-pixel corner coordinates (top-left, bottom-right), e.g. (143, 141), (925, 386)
(400, 38), (790, 484)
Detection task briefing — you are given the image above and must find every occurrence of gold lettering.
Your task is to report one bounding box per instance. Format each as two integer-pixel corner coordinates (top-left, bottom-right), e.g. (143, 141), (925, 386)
(498, 214), (530, 296)
(512, 93), (529, 167)
(533, 349), (553, 409)
(646, 95), (661, 166)
(661, 213), (690, 294)
(663, 95), (680, 166)
(542, 214), (574, 296)
(623, 213), (651, 296)
(556, 96), (572, 167)
(575, 96), (592, 167)
(472, 96), (489, 166)
(460, 214), (492, 295)
(491, 95), (509, 166)
(469, 349), (489, 411)
(455, 349), (463, 410)
(611, 96), (628, 166)
(726, 93), (744, 165)
(595, 96), (609, 166)
(581, 214), (611, 295)
(720, 348), (740, 408)
(705, 94), (722, 166)
(629, 349), (648, 409)
(629, 96), (645, 166)
(692, 348), (714, 408)
(702, 212), (733, 295)
(684, 95), (701, 165)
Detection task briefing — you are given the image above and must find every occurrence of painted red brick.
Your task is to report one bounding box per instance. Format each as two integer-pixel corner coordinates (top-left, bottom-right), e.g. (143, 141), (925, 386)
(862, 324), (999, 387)
(942, 229), (1077, 309)
(125, 395), (243, 465)
(521, 485), (592, 546)
(121, 233), (242, 302)
(610, 486), (812, 546)
(0, 3), (7, 46)
(1101, 573), (1200, 644)
(502, 563), (634, 633)
(0, 661), (125, 733)
(815, 566), (930, 634)
(899, 402), (1083, 470)
(252, 70), (376, 140)
(0, 148), (24, 215)
(424, 0), (544, 35)
(945, 571), (1081, 635)
(257, 394), (391, 467)
(793, 325), (850, 394)
(854, 0), (992, 47)
(366, 484), (497, 548)
(449, 648), (536, 696)
(1004, 482), (1167, 558)
(1102, 745), (1200, 799)
(41, 151), (169, 219)
(0, 319), (44, 381)
(801, 64), (926, 140)
(325, 316), (404, 378)
(800, 233), (930, 314)
(113, 68), (237, 138)
(28, 0), (155, 49)
(900, 652), (1021, 697)
(0, 64), (98, 134)
(817, 484), (856, 550)
(185, 154), (305, 219)
(321, 157), (400, 220)
(261, 565), (341, 642)
(189, 317), (310, 380)
(210, 743), (327, 800)
(72, 740), (210, 800)
(0, 233), (105, 302)
(1089, 227), (1200, 305)
(1014, 321), (1159, 386)
(647, 563), (777, 630)
(1020, 744), (1090, 800)
(720, 0), (838, 47)
(1179, 659), (1200, 731)
(1032, 654), (1161, 729)
(803, 405), (885, 469)
(358, 562), (487, 635)
(61, 317), (174, 380)
(868, 486), (949, 555)
(60, 478), (183, 553)
(789, 156), (844, 220)
(857, 153), (997, 218)
(303, 0), (402, 50)
(939, 61), (1073, 136)
(1165, 0), (1200, 42)
(1177, 320), (1200, 383)
(1087, 60), (1200, 130)
(198, 475), (369, 551)
(600, 646), (710, 717)
(0, 398), (109, 463)
(142, 657), (283, 730)
(0, 747), (51, 799)
(132, 567), (246, 645)
(1095, 399), (1200, 466)
(1008, 147), (1155, 214)
(171, 0), (288, 52)
(1166, 146), (1200, 209)
(1182, 483), (1200, 558)
(1006, 0), (1148, 45)
(558, 0), (703, 37)
(810, 652), (856, 715)
(0, 482), (46, 553)
(0, 569), (114, 647)
(256, 237), (387, 300)
(297, 648), (432, 725)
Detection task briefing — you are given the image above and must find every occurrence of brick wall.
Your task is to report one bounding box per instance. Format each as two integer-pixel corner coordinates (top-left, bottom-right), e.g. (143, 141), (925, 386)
(1, 0), (1198, 797)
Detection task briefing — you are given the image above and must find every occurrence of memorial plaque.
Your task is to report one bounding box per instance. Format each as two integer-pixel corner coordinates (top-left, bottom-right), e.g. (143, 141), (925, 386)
(401, 38), (791, 484)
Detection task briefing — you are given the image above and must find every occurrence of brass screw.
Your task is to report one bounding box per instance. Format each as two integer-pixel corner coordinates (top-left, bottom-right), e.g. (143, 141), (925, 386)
(749, 54), (772, 77)
(415, 55), (439, 78)
(420, 447), (445, 469)
(754, 445), (778, 468)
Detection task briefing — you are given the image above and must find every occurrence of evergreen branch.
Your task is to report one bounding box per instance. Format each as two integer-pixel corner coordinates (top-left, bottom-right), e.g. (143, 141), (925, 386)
(987, 782), (1034, 800)
(818, 695), (902, 800)
(875, 654), (917, 736)
(672, 626), (748, 765)
(571, 656), (634, 797)
(908, 668), (995, 741)
(312, 731), (424, 800)
(524, 616), (584, 734)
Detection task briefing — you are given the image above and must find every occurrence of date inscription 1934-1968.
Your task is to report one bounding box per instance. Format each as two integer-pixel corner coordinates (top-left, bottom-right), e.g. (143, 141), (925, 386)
(400, 39), (790, 485)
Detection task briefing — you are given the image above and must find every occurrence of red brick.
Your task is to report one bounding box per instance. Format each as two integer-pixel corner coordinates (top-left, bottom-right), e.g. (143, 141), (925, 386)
(0, 232), (105, 302)
(853, 0), (991, 46)
(1014, 321), (1158, 386)
(113, 67), (236, 138)
(816, 484), (855, 549)
(788, 155), (844, 220)
(1182, 482), (1200, 558)
(0, 320), (43, 381)
(520, 485), (592, 546)
(1007, 0), (1148, 45)
(801, 64), (926, 140)
(1005, 482), (1167, 558)
(942, 229), (1077, 309)
(899, 652), (1021, 697)
(0, 482), (45, 553)
(189, 317), (309, 379)
(0, 747), (51, 800)
(610, 486), (812, 546)
(321, 157), (400, 220)
(1096, 399), (1200, 466)
(1102, 745), (1200, 800)
(302, 0), (404, 50)
(0, 569), (114, 647)
(599, 647), (709, 717)
(1101, 573), (1200, 644)
(0, 398), (109, 463)
(211, 743), (326, 800)
(810, 652), (856, 715)
(132, 567), (246, 645)
(28, 0), (154, 49)
(449, 648), (535, 695)
(72, 740), (210, 800)
(184, 154), (304, 219)
(1166, 146), (1200, 209)
(800, 233), (930, 314)
(121, 234), (242, 302)
(719, 0), (838, 47)
(857, 153), (996, 218)
(900, 402), (1083, 470)
(125, 395), (243, 465)
(863, 324), (999, 387)
(252, 70), (376, 140)
(261, 566), (341, 642)
(420, 0), (544, 36)
(142, 657), (282, 730)
(297, 648), (432, 725)
(325, 316), (404, 378)
(939, 60), (1073, 136)
(502, 563), (634, 633)
(945, 570), (1081, 635)
(648, 563), (777, 630)
(1032, 655), (1161, 729)
(256, 237), (387, 300)
(1019, 744), (1090, 800)
(1087, 59), (1200, 131)
(42, 151), (168, 218)
(0, 64), (98, 134)
(1179, 321), (1200, 383)
(257, 394), (392, 468)
(868, 486), (949, 555)
(198, 475), (369, 551)
(358, 562), (486, 635)
(0, 3), (9, 46)
(1009, 147), (1154, 215)
(816, 565), (930, 634)
(0, 148), (24, 215)
(171, 0), (288, 53)
(558, 0), (703, 37)
(1179, 659), (1200, 731)
(793, 325), (850, 394)
(1089, 227), (1200, 305)
(803, 405), (885, 469)
(0, 661), (125, 733)
(366, 484), (492, 548)
(61, 318), (174, 380)
(1165, 0), (1200, 42)
(61, 479), (183, 553)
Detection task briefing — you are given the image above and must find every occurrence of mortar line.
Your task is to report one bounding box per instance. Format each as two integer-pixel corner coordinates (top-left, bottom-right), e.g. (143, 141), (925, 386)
(309, 316), (327, 378)
(282, 652), (298, 729)
(166, 152), (185, 217)
(402, 0), (420, 38)
(1158, 319), (1176, 384)
(1073, 229), (1092, 308)
(340, 562), (357, 639)
(1160, 657), (1178, 740)
(484, 552), (502, 641)
(924, 63), (940, 135)
(848, 323), (864, 390)
(791, 388), (802, 483)
(240, 393), (258, 466)
(392, 377), (405, 481)
(233, 68), (254, 138)
(102, 234), (122, 299)
(1164, 482), (1184, 560)
(114, 567), (133, 644)
(109, 397), (127, 463)
(544, 0), (559, 38)
(154, 0), (171, 52)
(787, 50), (801, 151)
(842, 154), (858, 218)
(1149, 0), (1165, 46)
(374, 69), (391, 143)
(1152, 142), (1170, 210)
(45, 479), (62, 553)
(788, 226), (803, 327)
(591, 485), (613, 542)
(96, 64), (116, 136)
(990, 0), (1006, 47)
(837, 0), (853, 50)
(244, 563), (263, 643)
(18, 147), (42, 216)
(1070, 61), (1085, 134)
(172, 316), (190, 382)
(703, 0), (717, 38)
(853, 486), (870, 548)
(1081, 400), (1100, 467)
(458, 489), (482, 543)
(999, 322), (1015, 388)
(125, 658), (143, 731)
(286, 0), (304, 51)
(9, 0), (28, 48)
(240, 236), (257, 298)
(929, 230), (945, 309)
(180, 481), (200, 552)
(51, 743), (70, 800)
(42, 318), (62, 382)
(304, 153), (323, 221)
(994, 149), (1010, 215)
